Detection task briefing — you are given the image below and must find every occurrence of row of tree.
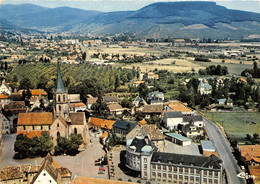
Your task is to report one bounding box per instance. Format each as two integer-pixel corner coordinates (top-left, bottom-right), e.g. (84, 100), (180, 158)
(198, 65), (228, 76)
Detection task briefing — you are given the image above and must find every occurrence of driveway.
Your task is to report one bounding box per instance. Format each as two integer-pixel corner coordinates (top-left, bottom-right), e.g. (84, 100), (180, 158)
(203, 117), (246, 184)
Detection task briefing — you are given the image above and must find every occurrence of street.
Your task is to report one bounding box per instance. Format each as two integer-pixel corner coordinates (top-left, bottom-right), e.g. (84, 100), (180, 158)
(203, 117), (246, 184)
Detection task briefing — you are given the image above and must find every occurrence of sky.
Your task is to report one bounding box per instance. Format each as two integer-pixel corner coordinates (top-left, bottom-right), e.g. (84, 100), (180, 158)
(1, 0), (260, 13)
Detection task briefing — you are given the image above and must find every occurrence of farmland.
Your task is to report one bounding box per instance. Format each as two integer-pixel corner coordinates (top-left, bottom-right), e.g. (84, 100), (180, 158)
(203, 112), (260, 143)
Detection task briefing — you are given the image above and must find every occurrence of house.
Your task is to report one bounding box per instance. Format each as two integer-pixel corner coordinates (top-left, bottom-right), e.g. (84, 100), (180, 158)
(148, 72), (159, 80)
(126, 124), (165, 152)
(0, 79), (12, 95)
(226, 99), (233, 107)
(0, 112), (13, 134)
(102, 96), (119, 104)
(147, 91), (164, 104)
(4, 101), (27, 116)
(198, 80), (212, 95)
(112, 120), (137, 138)
(166, 101), (193, 113)
(182, 113), (204, 128)
(31, 154), (72, 184)
(68, 94), (81, 103)
(201, 140), (219, 158)
(86, 97), (98, 109)
(107, 103), (125, 116)
(133, 96), (147, 108)
(18, 89), (48, 103)
(0, 94), (10, 108)
(165, 132), (191, 146)
(162, 111), (183, 130)
(141, 104), (163, 119)
(69, 102), (87, 112)
(0, 154), (71, 184)
(173, 39), (186, 46)
(218, 99), (226, 105)
(88, 117), (115, 130)
(133, 81), (145, 87)
(182, 123), (203, 138)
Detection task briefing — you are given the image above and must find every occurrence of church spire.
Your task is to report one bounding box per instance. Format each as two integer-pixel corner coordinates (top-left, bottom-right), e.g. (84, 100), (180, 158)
(56, 62), (66, 93)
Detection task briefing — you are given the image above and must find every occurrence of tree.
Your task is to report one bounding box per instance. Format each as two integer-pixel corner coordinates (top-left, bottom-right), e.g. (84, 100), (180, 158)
(91, 95), (109, 118)
(4, 62), (8, 70)
(19, 77), (32, 89)
(138, 83), (149, 101)
(82, 52), (86, 61)
(37, 75), (48, 90)
(67, 134), (83, 155)
(14, 134), (31, 158)
(114, 75), (120, 92)
(37, 132), (53, 156)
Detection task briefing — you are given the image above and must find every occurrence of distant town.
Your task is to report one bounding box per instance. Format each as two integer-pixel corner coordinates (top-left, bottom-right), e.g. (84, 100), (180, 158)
(0, 8), (260, 184)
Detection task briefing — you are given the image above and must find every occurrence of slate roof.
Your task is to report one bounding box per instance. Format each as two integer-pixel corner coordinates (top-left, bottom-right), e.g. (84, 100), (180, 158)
(4, 101), (26, 112)
(164, 111), (183, 118)
(102, 96), (119, 103)
(69, 112), (85, 125)
(183, 115), (203, 123)
(129, 136), (153, 153)
(17, 112), (53, 126)
(113, 120), (137, 131)
(56, 62), (66, 93)
(151, 152), (222, 169)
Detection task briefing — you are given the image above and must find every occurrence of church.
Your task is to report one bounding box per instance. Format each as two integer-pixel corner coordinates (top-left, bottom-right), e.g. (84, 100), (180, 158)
(17, 62), (89, 146)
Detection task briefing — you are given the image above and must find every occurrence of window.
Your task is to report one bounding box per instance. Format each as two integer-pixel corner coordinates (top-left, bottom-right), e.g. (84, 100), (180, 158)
(41, 125), (43, 130)
(203, 178), (207, 184)
(144, 172), (147, 177)
(144, 158), (147, 163)
(57, 123), (59, 127)
(43, 173), (46, 176)
(49, 125), (51, 130)
(157, 165), (161, 170)
(168, 174), (172, 179)
(168, 166), (172, 172)
(163, 173), (166, 178)
(174, 167), (177, 172)
(152, 165), (156, 170)
(173, 175), (177, 179)
(152, 172), (156, 178)
(158, 173), (161, 178)
(32, 125), (34, 130)
(209, 179), (213, 183)
(214, 172), (218, 178)
(196, 177), (200, 182)
(179, 168), (183, 173)
(59, 105), (61, 112)
(179, 175), (183, 180)
(57, 131), (60, 137)
(185, 176), (188, 181)
(58, 95), (61, 102)
(204, 170), (207, 176)
(23, 125), (26, 130)
(74, 128), (77, 134)
(63, 95), (66, 101)
(209, 171), (213, 176)
(144, 164), (147, 170)
(190, 176), (194, 181)
(191, 169), (194, 174)
(163, 165), (167, 171)
(184, 168), (189, 174)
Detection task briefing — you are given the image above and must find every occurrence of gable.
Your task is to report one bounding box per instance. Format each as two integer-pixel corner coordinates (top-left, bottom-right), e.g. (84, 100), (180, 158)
(33, 169), (58, 184)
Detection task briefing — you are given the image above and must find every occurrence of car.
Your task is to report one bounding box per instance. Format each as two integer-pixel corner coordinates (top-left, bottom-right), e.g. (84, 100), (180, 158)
(98, 170), (105, 174)
(99, 166), (106, 171)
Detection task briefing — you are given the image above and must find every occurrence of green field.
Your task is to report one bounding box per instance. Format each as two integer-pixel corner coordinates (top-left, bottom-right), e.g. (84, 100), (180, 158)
(203, 112), (260, 143)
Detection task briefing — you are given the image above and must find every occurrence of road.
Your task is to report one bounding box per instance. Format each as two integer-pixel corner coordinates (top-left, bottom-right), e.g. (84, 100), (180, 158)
(203, 117), (246, 184)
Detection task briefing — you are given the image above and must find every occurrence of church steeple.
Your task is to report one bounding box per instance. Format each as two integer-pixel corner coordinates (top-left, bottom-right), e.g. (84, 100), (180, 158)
(53, 62), (69, 119)
(56, 62), (66, 93)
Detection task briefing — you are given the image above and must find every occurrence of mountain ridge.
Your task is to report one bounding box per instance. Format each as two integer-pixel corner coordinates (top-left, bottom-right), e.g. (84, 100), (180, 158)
(1, 2), (260, 38)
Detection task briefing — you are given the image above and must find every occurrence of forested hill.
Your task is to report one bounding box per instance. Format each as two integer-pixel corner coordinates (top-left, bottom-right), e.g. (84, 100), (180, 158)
(1, 2), (260, 38)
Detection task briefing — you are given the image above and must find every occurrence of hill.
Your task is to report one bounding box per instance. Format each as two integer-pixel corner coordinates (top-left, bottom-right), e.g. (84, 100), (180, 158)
(1, 2), (260, 38)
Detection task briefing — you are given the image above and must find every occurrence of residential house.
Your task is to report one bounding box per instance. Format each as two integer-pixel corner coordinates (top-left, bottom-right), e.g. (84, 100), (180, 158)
(0, 154), (71, 184)
(0, 94), (10, 108)
(88, 117), (115, 130)
(133, 81), (145, 87)
(107, 103), (125, 116)
(238, 145), (260, 184)
(133, 96), (147, 108)
(162, 111), (183, 130)
(69, 102), (87, 113)
(141, 104), (163, 119)
(147, 91), (164, 104)
(218, 99), (226, 105)
(166, 101), (193, 114)
(18, 89), (48, 105)
(182, 123), (203, 138)
(112, 120), (137, 139)
(173, 39), (186, 46)
(198, 80), (212, 95)
(148, 72), (159, 80)
(102, 96), (119, 104)
(86, 97), (98, 109)
(182, 113), (204, 128)
(226, 99), (233, 107)
(0, 79), (12, 96)
(4, 101), (27, 116)
(126, 124), (165, 152)
(0, 112), (12, 134)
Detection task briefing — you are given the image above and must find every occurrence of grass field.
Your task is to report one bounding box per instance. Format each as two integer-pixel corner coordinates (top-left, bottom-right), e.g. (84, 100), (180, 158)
(203, 112), (260, 143)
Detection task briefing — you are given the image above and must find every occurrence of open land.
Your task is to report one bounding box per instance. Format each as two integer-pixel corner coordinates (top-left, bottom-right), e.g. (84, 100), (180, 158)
(203, 112), (260, 143)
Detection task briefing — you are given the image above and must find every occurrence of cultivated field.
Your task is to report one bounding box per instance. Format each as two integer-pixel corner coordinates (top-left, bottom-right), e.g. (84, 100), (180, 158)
(203, 112), (260, 143)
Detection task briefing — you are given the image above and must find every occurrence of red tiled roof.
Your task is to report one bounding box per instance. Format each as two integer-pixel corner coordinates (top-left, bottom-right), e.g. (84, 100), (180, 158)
(17, 130), (44, 139)
(88, 117), (115, 130)
(87, 97), (98, 104)
(107, 103), (123, 111)
(0, 94), (9, 99)
(74, 102), (86, 107)
(17, 112), (53, 126)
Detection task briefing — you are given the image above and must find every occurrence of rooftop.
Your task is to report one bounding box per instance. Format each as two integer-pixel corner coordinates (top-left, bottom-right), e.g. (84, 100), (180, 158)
(165, 133), (191, 142)
(18, 112), (53, 126)
(113, 120), (137, 131)
(88, 117), (115, 130)
(201, 140), (216, 152)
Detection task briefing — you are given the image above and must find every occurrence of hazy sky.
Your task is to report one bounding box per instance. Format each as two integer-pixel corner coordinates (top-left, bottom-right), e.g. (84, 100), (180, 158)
(1, 0), (260, 13)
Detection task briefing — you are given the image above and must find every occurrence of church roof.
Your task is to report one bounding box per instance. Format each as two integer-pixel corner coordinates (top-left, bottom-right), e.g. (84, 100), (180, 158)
(56, 62), (66, 93)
